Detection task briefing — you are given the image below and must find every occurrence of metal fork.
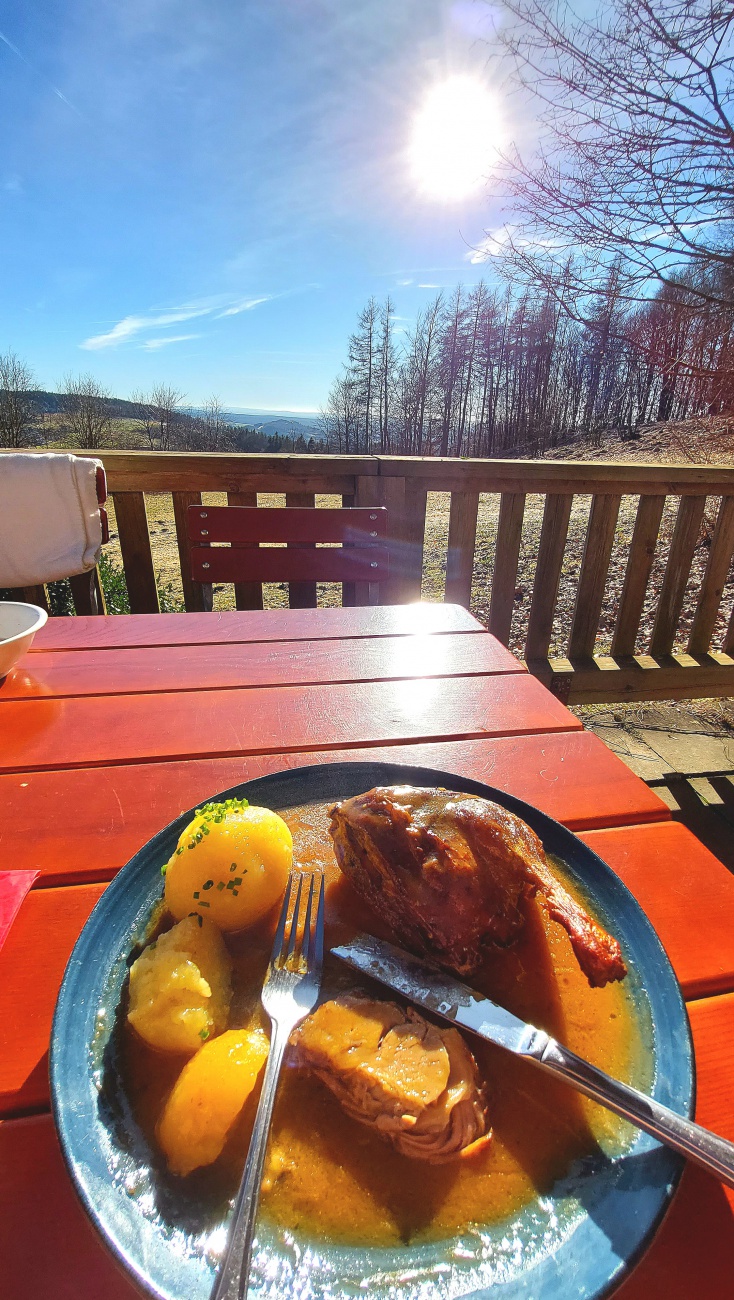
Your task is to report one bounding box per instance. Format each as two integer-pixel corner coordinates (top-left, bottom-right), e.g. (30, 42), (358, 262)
(211, 868), (325, 1300)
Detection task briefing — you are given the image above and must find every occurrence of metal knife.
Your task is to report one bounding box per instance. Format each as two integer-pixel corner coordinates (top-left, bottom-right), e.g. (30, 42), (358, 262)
(331, 931), (734, 1190)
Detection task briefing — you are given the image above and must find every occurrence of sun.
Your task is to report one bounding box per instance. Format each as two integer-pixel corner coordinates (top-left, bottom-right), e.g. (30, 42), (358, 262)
(408, 76), (503, 202)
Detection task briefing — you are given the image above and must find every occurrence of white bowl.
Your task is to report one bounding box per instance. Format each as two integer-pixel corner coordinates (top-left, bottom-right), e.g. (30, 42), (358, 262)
(0, 602), (49, 678)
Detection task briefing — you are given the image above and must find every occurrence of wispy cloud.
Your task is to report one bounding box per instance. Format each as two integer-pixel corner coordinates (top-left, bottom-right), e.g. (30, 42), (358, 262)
(0, 29), (81, 115)
(216, 295), (272, 317)
(80, 293), (273, 350)
(81, 306), (211, 350)
(142, 334), (201, 351)
(378, 265), (467, 279)
(468, 226), (562, 263)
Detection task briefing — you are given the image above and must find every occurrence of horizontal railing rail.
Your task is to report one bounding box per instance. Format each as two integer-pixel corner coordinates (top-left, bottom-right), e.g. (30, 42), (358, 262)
(5, 448), (734, 705)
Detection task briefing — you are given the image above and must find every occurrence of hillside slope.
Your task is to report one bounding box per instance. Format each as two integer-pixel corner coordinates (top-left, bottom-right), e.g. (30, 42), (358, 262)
(546, 416), (734, 466)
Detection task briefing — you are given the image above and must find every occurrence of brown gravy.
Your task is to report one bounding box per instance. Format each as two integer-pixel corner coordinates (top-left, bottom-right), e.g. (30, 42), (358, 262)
(121, 800), (649, 1249)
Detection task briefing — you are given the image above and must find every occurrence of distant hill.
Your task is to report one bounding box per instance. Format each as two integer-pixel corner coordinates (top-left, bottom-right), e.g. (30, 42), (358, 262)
(26, 392), (327, 442)
(239, 417), (325, 442)
(27, 390), (142, 420)
(192, 408), (326, 442)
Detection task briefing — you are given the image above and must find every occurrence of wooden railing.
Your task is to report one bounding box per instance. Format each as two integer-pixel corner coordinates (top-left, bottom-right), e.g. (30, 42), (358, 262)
(10, 449), (734, 705)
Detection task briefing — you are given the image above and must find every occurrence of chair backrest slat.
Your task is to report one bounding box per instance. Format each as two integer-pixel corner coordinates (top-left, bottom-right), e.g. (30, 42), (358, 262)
(186, 505), (389, 603)
(190, 543), (389, 585)
(187, 505), (387, 544)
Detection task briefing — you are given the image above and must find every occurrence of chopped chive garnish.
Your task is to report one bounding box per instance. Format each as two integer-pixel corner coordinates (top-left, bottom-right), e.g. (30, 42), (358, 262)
(203, 880), (214, 891)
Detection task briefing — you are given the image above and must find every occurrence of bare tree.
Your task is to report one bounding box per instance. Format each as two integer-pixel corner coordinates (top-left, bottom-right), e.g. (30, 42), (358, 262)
(325, 275), (734, 458)
(400, 294), (444, 454)
(200, 396), (231, 451)
(493, 0), (734, 309)
(130, 390), (158, 449)
(376, 297), (396, 453)
(348, 298), (379, 453)
(148, 384), (185, 451)
(62, 373), (113, 450)
(0, 351), (36, 448)
(322, 374), (361, 452)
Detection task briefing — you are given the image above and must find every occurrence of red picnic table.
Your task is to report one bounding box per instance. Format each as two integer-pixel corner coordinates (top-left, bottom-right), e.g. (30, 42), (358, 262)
(1, 602), (733, 1299)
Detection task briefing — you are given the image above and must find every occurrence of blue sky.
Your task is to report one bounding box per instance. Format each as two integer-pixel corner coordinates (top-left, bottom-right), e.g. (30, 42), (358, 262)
(0, 0), (514, 412)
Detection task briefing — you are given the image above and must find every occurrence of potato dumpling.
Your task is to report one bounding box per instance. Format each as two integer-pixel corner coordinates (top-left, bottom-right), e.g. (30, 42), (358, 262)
(157, 1027), (270, 1176)
(163, 798), (292, 932)
(127, 914), (232, 1055)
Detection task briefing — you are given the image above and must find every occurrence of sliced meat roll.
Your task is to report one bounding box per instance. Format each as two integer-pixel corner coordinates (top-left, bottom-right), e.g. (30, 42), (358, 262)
(293, 996), (489, 1163)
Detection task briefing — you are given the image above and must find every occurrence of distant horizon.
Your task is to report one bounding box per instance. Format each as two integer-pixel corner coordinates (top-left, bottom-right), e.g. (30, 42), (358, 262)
(28, 387), (322, 422)
(223, 406), (320, 420)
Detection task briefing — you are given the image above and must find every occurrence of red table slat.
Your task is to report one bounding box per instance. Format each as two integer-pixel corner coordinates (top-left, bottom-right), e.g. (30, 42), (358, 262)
(0, 732), (668, 886)
(0, 673), (580, 774)
(0, 883), (106, 1116)
(0, 631), (521, 700)
(580, 821), (734, 1000)
(31, 604), (484, 651)
(0, 1114), (142, 1300)
(616, 992), (734, 1298)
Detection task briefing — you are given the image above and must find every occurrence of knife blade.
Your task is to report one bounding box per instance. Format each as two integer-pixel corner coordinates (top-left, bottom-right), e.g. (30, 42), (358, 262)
(331, 930), (734, 1189)
(331, 931), (551, 1060)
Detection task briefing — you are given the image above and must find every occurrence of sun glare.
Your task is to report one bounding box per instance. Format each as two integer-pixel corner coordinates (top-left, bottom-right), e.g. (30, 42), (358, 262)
(409, 76), (503, 202)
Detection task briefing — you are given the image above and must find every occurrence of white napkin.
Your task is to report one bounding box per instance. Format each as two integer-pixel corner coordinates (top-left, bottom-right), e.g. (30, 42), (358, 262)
(0, 452), (104, 587)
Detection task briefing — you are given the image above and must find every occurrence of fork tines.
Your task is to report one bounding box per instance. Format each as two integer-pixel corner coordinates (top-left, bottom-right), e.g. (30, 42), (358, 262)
(270, 869), (324, 974)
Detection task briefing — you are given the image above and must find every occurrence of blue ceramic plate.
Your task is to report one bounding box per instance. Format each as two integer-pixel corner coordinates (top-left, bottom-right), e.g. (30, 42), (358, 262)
(50, 761), (694, 1300)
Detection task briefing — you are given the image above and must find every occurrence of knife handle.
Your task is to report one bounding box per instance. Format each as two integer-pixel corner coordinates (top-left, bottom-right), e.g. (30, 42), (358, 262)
(538, 1038), (734, 1190)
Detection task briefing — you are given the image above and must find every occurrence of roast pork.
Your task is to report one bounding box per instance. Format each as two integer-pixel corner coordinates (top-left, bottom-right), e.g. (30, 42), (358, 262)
(329, 786), (627, 988)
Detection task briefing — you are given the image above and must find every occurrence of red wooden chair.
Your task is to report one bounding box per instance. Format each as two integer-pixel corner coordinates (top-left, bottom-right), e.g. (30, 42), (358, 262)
(186, 505), (389, 609)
